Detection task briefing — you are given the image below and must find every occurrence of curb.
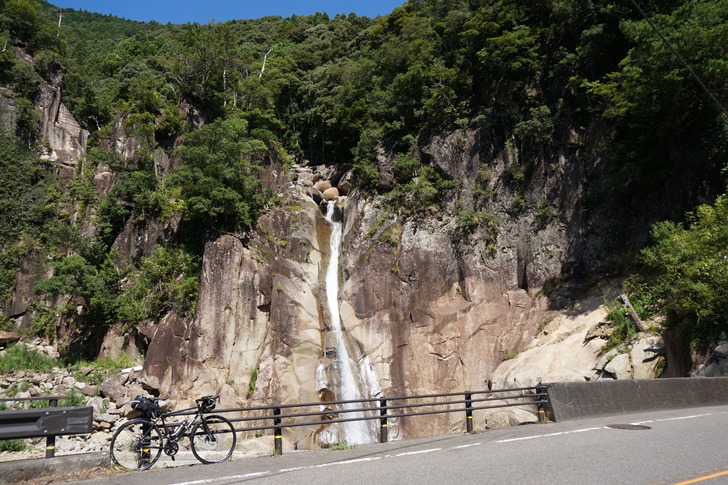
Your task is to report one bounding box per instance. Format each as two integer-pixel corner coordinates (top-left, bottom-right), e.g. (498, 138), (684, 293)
(0, 451), (110, 484)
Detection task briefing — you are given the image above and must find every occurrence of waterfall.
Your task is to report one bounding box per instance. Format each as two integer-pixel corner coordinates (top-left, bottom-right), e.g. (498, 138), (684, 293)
(323, 201), (376, 445)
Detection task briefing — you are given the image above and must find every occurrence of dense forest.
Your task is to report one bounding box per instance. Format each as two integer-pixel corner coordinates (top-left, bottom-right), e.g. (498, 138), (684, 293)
(0, 0), (726, 359)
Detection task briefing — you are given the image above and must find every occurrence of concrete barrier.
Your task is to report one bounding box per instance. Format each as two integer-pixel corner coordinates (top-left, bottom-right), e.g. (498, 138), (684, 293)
(545, 377), (728, 422)
(0, 452), (109, 484)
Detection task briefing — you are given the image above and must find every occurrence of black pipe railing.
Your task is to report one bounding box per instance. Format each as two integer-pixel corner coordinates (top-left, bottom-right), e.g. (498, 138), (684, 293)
(172, 385), (547, 455)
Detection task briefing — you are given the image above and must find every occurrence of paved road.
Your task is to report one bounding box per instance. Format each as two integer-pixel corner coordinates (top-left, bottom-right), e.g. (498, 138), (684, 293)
(74, 405), (728, 485)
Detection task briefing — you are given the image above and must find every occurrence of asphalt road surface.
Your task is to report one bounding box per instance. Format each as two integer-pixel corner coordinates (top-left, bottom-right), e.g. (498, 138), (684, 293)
(72, 405), (728, 485)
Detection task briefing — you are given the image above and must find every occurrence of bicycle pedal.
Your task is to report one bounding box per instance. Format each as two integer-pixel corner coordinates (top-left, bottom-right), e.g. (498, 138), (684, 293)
(171, 456), (176, 461)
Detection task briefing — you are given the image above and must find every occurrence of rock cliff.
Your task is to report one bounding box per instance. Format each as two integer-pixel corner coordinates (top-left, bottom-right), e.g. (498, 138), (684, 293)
(140, 121), (595, 443)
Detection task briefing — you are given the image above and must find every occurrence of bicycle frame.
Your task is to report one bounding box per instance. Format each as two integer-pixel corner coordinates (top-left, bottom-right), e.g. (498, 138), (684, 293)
(157, 406), (200, 439)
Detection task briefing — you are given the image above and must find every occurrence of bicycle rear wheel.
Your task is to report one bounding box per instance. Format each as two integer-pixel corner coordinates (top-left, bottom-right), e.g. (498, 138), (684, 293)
(110, 418), (163, 471)
(190, 415), (236, 464)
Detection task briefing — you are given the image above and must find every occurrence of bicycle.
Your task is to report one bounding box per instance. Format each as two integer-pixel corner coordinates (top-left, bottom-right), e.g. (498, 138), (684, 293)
(109, 394), (237, 471)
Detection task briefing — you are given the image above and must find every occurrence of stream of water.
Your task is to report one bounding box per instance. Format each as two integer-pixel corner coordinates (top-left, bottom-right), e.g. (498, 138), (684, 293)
(324, 201), (375, 445)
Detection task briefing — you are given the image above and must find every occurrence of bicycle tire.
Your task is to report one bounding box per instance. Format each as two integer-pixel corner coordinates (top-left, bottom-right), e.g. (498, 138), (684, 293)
(189, 414), (236, 464)
(110, 418), (163, 471)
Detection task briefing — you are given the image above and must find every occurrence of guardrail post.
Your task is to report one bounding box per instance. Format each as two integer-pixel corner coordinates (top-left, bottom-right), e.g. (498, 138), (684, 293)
(379, 399), (388, 443)
(46, 397), (59, 458)
(273, 407), (282, 455)
(465, 392), (473, 433)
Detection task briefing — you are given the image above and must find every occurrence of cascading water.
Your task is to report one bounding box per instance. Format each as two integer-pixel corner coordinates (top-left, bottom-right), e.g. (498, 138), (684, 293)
(323, 201), (377, 445)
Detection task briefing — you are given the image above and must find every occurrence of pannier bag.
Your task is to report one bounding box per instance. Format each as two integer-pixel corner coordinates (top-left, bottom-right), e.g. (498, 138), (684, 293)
(131, 395), (161, 419)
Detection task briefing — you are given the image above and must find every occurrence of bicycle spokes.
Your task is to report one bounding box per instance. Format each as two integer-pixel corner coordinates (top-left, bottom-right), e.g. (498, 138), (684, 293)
(190, 415), (236, 464)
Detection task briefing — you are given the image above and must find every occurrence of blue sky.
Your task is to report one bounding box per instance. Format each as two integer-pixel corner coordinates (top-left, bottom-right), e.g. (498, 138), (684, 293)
(51, 1), (406, 24)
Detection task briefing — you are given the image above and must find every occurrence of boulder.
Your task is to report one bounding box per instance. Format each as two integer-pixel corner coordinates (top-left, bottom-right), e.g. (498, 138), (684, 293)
(696, 342), (728, 377)
(322, 187), (339, 200)
(631, 336), (665, 379)
(313, 180), (332, 192)
(605, 353), (632, 379)
(0, 330), (20, 346)
(337, 170), (354, 195)
(479, 405), (538, 430)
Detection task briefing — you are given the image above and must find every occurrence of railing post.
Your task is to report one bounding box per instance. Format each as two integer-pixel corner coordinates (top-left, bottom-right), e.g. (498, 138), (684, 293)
(535, 378), (547, 424)
(465, 392), (473, 433)
(379, 398), (388, 443)
(46, 397), (59, 458)
(273, 407), (283, 455)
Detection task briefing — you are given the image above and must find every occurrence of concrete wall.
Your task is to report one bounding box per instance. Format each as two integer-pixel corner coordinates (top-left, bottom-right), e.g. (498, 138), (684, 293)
(545, 377), (728, 421)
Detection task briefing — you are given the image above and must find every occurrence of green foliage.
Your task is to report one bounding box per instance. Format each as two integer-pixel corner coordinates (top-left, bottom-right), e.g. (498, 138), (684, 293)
(60, 388), (84, 407)
(504, 162), (525, 184)
(602, 299), (637, 351)
(388, 165), (456, 216)
(456, 208), (500, 241)
(0, 313), (12, 331)
(639, 194), (728, 347)
(34, 254), (122, 326)
(582, 0), (728, 203)
(513, 105), (554, 143)
(534, 201), (559, 227)
(69, 354), (135, 385)
(246, 367), (258, 399)
(117, 246), (200, 324)
(0, 344), (57, 373)
(393, 152), (418, 184)
(172, 118), (266, 236)
(1, 0), (64, 54)
(0, 439), (28, 453)
(31, 303), (57, 340)
(510, 194), (526, 213)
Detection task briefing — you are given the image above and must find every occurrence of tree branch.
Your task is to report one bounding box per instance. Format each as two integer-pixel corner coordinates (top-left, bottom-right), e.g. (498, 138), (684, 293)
(617, 294), (647, 333)
(259, 48), (273, 79)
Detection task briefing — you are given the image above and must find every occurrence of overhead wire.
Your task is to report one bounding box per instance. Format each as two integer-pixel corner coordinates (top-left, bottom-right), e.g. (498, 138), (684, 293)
(626, 0), (728, 120)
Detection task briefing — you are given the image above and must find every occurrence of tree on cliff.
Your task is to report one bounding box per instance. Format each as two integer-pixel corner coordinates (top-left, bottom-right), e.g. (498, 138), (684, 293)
(171, 117), (267, 238)
(640, 195), (728, 348)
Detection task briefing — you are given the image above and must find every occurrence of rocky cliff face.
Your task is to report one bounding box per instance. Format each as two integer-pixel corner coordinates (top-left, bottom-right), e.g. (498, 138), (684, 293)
(138, 122), (605, 444)
(1, 59), (87, 329)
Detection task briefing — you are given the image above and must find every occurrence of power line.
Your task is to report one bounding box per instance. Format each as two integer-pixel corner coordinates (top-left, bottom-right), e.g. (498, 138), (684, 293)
(627, 0), (728, 120)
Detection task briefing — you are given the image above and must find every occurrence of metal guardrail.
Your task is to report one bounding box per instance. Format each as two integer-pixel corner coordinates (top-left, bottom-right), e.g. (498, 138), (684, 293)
(0, 396), (93, 458)
(165, 384), (548, 455)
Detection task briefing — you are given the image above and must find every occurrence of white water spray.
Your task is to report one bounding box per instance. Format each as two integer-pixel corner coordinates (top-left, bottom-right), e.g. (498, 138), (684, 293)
(324, 201), (375, 445)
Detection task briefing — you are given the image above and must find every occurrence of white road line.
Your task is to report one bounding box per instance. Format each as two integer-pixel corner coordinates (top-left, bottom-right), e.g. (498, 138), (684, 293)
(395, 448), (442, 457)
(174, 471), (271, 485)
(655, 413), (712, 422)
(311, 457), (382, 468)
(279, 456), (382, 473)
(632, 413), (712, 426)
(453, 443), (481, 449)
(495, 427), (605, 443)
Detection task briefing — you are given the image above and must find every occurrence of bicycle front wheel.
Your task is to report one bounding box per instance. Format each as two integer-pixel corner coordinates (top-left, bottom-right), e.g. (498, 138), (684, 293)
(190, 415), (236, 464)
(110, 418), (163, 471)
